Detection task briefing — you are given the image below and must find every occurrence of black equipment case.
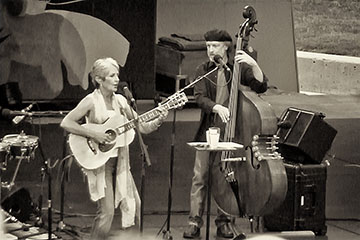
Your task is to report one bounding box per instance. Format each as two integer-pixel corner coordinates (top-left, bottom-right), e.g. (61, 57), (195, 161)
(264, 162), (327, 236)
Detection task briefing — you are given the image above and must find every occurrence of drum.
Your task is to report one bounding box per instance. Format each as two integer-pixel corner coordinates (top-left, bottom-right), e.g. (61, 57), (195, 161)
(0, 141), (10, 169)
(2, 134), (38, 160)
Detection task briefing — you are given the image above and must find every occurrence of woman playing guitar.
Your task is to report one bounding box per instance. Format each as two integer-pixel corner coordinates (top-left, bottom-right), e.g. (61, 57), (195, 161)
(60, 57), (168, 239)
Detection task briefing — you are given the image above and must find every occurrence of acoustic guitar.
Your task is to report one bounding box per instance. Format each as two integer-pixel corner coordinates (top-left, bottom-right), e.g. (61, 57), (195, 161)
(68, 92), (188, 169)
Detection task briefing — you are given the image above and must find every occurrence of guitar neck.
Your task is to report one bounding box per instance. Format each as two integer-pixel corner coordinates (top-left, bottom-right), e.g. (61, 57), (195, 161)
(116, 102), (172, 135)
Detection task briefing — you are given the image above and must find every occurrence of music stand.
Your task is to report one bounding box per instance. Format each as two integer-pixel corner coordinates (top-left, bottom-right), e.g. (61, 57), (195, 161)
(187, 142), (243, 240)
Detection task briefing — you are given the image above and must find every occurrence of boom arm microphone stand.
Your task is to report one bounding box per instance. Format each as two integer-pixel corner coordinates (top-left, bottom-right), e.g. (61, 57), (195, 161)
(160, 87), (177, 240)
(160, 67), (219, 240)
(128, 100), (151, 234)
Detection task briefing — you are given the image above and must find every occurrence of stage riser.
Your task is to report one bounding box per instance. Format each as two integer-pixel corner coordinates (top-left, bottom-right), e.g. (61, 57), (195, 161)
(0, 116), (359, 218)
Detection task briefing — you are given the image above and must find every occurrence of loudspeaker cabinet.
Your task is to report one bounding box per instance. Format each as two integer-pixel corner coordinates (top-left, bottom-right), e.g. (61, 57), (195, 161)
(277, 107), (337, 164)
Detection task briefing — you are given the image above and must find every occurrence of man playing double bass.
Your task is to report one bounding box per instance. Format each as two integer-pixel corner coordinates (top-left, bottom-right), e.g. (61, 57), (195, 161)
(183, 29), (268, 239)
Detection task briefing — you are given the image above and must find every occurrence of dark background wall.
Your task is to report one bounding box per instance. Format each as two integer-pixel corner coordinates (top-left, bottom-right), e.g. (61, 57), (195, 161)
(47, 0), (157, 100)
(0, 0), (157, 106)
(1, 0), (298, 107)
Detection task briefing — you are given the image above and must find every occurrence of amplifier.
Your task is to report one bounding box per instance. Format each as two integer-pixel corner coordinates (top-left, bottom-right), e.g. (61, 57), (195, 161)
(276, 107), (337, 164)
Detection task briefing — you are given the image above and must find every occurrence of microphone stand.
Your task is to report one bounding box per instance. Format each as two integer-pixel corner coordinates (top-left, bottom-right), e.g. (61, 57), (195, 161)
(56, 134), (80, 239)
(128, 100), (151, 234)
(59, 131), (68, 230)
(30, 111), (79, 239)
(160, 67), (219, 239)
(37, 141), (54, 240)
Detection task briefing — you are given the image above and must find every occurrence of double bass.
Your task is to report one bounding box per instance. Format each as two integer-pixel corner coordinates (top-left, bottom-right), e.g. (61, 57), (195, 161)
(211, 5), (288, 223)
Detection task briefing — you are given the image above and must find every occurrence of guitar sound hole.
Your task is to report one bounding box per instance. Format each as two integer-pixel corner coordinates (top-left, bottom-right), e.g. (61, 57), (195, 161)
(98, 129), (117, 152)
(105, 129), (117, 141)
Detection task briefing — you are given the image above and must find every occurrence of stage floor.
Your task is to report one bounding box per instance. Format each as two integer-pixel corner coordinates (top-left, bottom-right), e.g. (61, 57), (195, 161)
(5, 211), (359, 240)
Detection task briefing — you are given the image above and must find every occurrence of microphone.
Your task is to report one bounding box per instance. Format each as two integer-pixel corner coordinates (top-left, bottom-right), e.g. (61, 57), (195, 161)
(119, 82), (135, 103)
(12, 103), (34, 124)
(1, 108), (30, 118)
(213, 55), (231, 72)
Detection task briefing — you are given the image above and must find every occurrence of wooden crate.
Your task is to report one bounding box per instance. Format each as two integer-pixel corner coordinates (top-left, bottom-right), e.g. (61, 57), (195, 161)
(155, 45), (207, 97)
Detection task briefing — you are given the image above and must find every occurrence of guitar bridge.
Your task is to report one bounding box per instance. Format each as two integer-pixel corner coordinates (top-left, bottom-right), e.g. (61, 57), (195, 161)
(87, 138), (97, 155)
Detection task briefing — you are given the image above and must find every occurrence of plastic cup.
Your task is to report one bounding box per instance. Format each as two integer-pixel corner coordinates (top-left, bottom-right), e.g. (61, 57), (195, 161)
(207, 127), (220, 148)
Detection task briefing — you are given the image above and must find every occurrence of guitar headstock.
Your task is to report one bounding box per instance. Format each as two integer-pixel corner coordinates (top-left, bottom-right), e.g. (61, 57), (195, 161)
(251, 134), (283, 161)
(161, 92), (188, 110)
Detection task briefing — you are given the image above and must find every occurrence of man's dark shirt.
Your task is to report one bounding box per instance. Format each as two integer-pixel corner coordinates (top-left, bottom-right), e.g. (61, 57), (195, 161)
(193, 60), (268, 141)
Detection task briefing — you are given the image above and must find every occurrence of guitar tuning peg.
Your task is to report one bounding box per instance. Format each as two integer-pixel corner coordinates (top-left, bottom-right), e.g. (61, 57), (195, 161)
(266, 146), (278, 151)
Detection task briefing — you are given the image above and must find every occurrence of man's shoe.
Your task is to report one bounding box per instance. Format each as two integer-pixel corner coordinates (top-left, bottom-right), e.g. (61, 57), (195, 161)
(183, 225), (200, 239)
(216, 223), (234, 238)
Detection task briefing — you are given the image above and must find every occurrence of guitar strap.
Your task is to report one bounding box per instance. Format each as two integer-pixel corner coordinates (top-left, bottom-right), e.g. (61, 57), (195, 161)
(118, 103), (126, 117)
(89, 89), (126, 123)
(113, 93), (131, 119)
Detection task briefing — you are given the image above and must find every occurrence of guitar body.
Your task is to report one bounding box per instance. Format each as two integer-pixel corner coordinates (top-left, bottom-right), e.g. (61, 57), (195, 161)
(68, 114), (135, 170)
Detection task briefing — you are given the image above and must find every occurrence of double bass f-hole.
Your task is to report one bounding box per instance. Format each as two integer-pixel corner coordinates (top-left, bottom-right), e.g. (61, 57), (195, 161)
(245, 145), (260, 170)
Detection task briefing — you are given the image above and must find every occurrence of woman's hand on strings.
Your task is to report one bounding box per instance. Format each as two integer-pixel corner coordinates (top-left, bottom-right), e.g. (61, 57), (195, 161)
(91, 131), (112, 144)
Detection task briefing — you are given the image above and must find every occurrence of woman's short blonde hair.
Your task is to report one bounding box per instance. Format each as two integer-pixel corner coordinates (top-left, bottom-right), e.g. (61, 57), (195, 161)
(90, 57), (119, 88)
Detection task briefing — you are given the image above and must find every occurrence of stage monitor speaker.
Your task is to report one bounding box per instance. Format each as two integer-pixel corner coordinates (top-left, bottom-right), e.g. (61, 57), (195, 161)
(276, 107), (337, 164)
(1, 187), (34, 222)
